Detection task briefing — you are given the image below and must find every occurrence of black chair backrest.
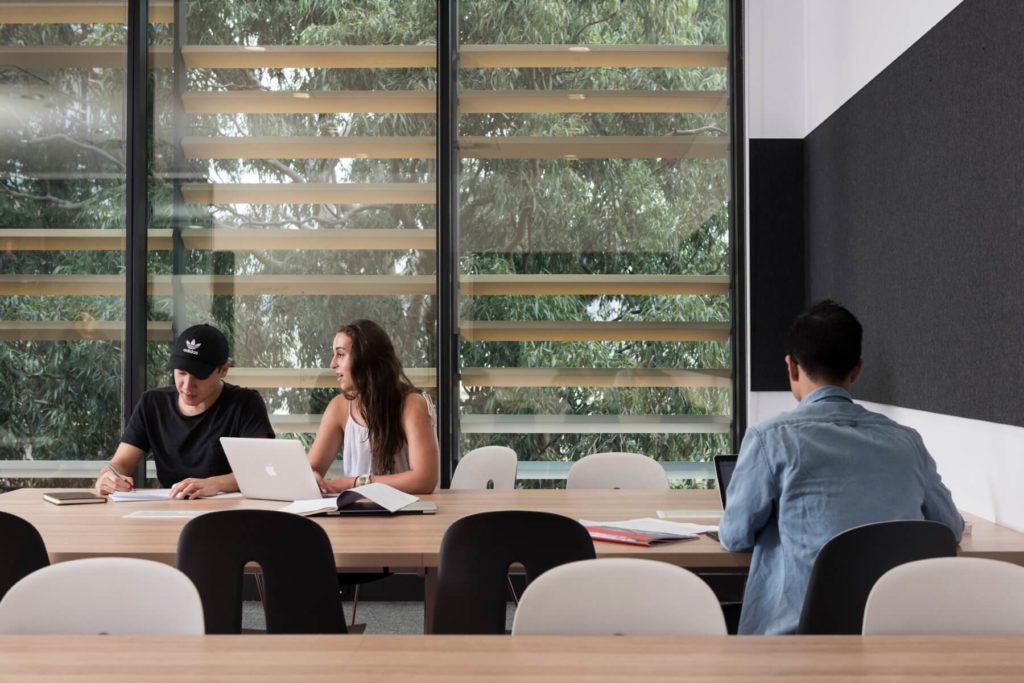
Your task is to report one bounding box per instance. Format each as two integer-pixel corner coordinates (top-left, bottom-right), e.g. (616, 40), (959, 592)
(0, 511), (49, 602)
(796, 519), (958, 634)
(176, 510), (347, 634)
(431, 510), (596, 634)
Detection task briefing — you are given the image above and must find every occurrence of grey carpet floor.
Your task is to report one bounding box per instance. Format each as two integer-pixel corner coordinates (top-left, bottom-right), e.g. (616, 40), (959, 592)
(243, 601), (516, 634)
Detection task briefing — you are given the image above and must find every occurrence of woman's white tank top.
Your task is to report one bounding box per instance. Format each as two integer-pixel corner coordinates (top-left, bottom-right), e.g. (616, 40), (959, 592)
(341, 393), (435, 477)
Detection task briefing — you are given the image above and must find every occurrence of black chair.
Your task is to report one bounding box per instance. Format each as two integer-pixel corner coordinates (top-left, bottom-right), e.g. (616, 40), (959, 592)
(0, 511), (49, 602)
(176, 510), (347, 634)
(796, 519), (958, 634)
(431, 510), (596, 634)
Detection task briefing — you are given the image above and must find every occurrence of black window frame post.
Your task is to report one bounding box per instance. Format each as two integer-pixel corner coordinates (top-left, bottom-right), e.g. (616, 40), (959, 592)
(437, 0), (459, 488)
(729, 0), (748, 446)
(125, 0), (150, 485)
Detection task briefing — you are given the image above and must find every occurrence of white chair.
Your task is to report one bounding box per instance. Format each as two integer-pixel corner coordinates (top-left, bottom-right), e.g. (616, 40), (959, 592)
(0, 557), (204, 635)
(511, 558), (727, 635)
(450, 445), (518, 490)
(566, 452), (669, 490)
(863, 557), (1024, 635)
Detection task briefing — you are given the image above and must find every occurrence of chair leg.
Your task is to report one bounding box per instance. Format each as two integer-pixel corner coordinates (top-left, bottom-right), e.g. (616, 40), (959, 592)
(343, 583), (367, 634)
(254, 571), (268, 611)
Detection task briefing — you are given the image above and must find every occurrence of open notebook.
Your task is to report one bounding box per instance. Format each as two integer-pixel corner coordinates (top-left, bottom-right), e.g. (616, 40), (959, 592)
(279, 482), (436, 516)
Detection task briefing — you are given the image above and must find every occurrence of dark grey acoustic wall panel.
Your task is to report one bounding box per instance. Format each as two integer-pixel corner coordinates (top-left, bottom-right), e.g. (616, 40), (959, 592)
(749, 139), (805, 391)
(805, 0), (1024, 426)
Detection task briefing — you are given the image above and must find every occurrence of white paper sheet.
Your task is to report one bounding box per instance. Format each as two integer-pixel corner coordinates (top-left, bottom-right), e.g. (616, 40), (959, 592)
(278, 496), (339, 516)
(122, 510), (205, 519)
(579, 517), (718, 535)
(349, 482), (417, 513)
(656, 509), (723, 520)
(279, 483), (420, 515)
(109, 489), (243, 502)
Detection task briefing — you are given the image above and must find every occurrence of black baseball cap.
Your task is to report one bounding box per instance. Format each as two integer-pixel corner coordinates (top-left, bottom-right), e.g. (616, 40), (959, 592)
(169, 324), (229, 379)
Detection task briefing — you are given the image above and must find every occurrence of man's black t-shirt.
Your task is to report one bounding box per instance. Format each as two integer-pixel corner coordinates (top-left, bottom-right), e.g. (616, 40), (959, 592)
(120, 383), (275, 487)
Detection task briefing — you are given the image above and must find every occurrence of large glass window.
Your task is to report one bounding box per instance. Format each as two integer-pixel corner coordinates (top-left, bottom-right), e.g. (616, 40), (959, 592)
(0, 2), (128, 485)
(1, 1), (734, 488)
(149, 1), (438, 472)
(457, 1), (732, 484)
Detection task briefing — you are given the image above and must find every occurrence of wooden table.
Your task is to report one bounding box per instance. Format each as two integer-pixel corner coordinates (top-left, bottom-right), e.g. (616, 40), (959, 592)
(3, 634), (1024, 681)
(0, 488), (740, 569)
(1, 488), (1021, 568)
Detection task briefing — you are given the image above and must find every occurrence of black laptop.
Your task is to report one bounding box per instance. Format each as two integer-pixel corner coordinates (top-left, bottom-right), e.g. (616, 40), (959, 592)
(713, 454), (738, 508)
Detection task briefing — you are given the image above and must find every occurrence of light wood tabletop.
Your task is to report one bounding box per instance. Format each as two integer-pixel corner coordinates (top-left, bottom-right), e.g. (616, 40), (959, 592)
(3, 634), (1024, 682)
(0, 488), (739, 569)
(1, 488), (1020, 569)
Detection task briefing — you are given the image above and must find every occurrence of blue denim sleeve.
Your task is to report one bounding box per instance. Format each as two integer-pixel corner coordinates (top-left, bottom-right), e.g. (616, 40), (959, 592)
(719, 428), (778, 552)
(916, 435), (965, 542)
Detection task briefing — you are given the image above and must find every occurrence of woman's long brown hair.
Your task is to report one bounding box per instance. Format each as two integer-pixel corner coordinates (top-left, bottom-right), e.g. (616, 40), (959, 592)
(339, 319), (416, 475)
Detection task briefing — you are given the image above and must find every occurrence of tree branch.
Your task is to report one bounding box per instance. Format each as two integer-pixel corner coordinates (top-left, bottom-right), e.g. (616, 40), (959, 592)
(260, 159), (308, 184)
(0, 182), (100, 209)
(25, 134), (125, 170)
(672, 125), (727, 136)
(569, 8), (621, 44)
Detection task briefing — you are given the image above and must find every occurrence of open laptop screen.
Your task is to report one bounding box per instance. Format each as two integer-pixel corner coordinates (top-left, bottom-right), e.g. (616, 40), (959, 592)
(713, 454), (738, 508)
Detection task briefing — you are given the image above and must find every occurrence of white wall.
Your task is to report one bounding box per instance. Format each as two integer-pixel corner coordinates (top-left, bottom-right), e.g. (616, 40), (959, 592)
(745, 0), (964, 138)
(745, 0), (806, 139)
(744, 0), (1024, 530)
(803, 0), (964, 133)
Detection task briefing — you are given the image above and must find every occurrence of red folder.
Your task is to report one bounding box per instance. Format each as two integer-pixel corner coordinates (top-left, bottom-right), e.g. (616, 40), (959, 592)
(584, 525), (697, 547)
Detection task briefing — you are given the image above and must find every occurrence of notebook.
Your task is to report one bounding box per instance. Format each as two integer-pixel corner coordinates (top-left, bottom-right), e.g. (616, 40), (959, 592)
(220, 437), (323, 502)
(279, 483), (437, 516)
(714, 454), (738, 507)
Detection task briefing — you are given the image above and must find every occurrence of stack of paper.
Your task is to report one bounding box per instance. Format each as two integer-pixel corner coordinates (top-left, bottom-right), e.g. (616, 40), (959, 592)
(578, 517), (719, 546)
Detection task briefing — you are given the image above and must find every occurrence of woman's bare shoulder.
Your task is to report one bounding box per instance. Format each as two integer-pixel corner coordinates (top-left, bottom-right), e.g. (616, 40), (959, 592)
(323, 394), (351, 425)
(401, 391), (431, 417)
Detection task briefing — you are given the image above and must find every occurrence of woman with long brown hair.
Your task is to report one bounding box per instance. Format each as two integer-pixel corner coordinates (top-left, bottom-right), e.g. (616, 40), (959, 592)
(307, 319), (438, 495)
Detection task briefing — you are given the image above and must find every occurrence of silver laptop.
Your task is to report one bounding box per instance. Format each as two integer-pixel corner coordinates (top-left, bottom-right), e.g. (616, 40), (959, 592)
(221, 437), (322, 502)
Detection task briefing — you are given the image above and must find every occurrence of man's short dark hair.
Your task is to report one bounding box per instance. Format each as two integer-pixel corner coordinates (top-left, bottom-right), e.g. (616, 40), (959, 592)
(785, 300), (862, 382)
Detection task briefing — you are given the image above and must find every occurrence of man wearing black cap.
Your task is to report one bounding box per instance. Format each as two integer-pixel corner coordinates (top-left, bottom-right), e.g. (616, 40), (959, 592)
(95, 324), (274, 499)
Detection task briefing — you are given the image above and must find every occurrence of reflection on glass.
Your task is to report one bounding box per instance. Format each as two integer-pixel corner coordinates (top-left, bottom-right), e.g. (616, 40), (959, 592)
(0, 5), (127, 483)
(149, 2), (438, 452)
(0, 0), (733, 489)
(457, 0), (732, 483)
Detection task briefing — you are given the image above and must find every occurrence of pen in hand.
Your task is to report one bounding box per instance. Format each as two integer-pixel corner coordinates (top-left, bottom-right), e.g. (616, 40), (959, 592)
(105, 463), (134, 490)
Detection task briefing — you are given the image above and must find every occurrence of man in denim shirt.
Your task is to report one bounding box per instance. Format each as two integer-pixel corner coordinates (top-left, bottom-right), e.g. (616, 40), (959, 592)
(719, 301), (963, 635)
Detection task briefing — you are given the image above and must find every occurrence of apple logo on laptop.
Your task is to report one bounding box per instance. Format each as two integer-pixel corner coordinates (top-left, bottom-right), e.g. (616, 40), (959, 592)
(265, 465), (278, 477)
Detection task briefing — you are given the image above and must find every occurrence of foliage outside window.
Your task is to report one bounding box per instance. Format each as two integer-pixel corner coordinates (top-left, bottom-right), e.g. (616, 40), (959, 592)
(0, 0), (731, 488)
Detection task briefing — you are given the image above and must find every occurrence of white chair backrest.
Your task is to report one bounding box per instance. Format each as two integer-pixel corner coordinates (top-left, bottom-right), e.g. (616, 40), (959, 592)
(450, 445), (517, 490)
(863, 557), (1024, 635)
(0, 557), (204, 635)
(511, 558), (726, 635)
(566, 452), (668, 490)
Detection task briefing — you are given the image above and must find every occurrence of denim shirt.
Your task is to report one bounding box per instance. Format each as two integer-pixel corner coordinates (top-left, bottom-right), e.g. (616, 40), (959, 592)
(719, 385), (964, 635)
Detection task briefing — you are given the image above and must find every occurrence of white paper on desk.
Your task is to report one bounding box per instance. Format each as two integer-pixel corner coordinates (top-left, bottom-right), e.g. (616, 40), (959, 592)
(279, 496), (339, 516)
(579, 517), (718, 536)
(656, 509), (723, 521)
(348, 482), (418, 513)
(280, 483), (419, 515)
(109, 489), (243, 502)
(123, 510), (205, 519)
